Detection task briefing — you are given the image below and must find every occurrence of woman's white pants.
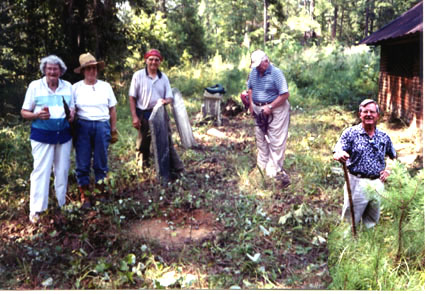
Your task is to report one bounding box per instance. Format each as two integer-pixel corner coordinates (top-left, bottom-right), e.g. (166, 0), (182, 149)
(30, 139), (72, 215)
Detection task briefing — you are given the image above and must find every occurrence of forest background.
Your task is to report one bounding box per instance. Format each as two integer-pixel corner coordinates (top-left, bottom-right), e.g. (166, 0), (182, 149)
(0, 0), (420, 107)
(0, 0), (424, 290)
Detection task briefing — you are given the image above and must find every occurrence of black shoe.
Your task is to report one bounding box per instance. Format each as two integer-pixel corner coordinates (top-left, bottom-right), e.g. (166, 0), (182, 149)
(81, 200), (92, 209)
(143, 160), (151, 168)
(276, 172), (291, 188)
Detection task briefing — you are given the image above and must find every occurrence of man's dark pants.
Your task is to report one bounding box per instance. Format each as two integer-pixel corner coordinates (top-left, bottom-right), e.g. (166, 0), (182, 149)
(136, 108), (152, 166)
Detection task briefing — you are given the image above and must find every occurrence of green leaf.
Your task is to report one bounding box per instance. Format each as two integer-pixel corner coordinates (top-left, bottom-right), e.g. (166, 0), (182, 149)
(132, 262), (146, 277)
(95, 263), (106, 274)
(279, 212), (293, 225)
(259, 225), (270, 236)
(119, 260), (129, 272)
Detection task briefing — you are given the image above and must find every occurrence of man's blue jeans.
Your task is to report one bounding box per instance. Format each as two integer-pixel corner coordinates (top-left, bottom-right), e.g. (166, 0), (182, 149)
(75, 119), (111, 187)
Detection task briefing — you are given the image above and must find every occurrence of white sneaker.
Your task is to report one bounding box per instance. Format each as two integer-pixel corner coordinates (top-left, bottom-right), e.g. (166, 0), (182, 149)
(29, 212), (40, 224)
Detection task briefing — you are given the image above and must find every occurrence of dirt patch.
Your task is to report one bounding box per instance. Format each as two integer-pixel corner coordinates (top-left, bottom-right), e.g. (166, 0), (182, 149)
(127, 208), (221, 248)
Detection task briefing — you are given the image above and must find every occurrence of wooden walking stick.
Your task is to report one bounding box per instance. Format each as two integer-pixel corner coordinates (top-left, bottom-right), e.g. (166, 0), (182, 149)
(342, 162), (357, 237)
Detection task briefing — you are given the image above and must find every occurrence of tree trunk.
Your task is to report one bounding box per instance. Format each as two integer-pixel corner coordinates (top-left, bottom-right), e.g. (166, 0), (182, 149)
(339, 7), (344, 38)
(365, 0), (370, 38)
(263, 0), (269, 46)
(158, 0), (167, 15)
(369, 0), (375, 34)
(332, 5), (338, 40)
(310, 0), (315, 20)
(62, 0), (86, 71)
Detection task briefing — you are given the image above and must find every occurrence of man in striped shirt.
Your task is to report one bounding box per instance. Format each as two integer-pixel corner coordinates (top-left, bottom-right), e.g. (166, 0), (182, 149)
(248, 50), (291, 187)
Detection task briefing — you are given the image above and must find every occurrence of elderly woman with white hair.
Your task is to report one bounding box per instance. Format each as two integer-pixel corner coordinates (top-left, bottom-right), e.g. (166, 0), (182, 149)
(21, 55), (75, 224)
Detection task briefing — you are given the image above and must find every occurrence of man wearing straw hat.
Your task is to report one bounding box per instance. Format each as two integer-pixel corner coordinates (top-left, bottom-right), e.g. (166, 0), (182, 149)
(333, 99), (396, 228)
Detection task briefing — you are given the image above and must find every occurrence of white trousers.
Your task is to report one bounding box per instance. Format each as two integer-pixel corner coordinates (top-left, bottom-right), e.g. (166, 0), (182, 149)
(30, 140), (72, 215)
(253, 100), (290, 177)
(342, 174), (384, 228)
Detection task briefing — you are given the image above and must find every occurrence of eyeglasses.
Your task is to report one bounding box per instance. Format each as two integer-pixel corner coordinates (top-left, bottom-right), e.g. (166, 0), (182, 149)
(361, 110), (377, 114)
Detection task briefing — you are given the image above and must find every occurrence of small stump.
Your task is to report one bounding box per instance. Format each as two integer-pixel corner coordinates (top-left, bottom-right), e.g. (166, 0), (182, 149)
(202, 91), (223, 126)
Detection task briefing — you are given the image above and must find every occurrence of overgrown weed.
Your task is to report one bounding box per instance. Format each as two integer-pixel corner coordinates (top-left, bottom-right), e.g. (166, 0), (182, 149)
(327, 163), (424, 290)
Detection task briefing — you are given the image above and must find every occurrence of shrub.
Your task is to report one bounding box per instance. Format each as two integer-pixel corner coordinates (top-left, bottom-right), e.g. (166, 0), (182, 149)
(327, 162), (424, 290)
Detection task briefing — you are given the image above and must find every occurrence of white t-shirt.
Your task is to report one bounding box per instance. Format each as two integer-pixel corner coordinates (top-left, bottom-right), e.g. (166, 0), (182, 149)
(73, 80), (117, 121)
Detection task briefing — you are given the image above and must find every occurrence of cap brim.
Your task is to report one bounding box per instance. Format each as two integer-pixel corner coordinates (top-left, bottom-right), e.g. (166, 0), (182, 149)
(251, 60), (261, 69)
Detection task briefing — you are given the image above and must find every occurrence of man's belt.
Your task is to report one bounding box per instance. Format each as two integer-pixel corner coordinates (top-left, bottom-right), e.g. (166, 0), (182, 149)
(136, 108), (153, 113)
(253, 101), (271, 106)
(350, 172), (380, 180)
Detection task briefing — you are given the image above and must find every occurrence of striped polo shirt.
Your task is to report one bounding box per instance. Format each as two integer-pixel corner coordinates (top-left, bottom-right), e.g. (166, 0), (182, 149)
(248, 63), (288, 104)
(22, 77), (73, 144)
(128, 68), (173, 110)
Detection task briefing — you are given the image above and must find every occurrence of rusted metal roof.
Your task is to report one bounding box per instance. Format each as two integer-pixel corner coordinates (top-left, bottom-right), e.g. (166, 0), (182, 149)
(359, 1), (423, 45)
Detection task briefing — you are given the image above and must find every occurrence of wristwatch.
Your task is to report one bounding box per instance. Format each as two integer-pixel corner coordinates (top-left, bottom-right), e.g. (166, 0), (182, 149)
(268, 105), (273, 110)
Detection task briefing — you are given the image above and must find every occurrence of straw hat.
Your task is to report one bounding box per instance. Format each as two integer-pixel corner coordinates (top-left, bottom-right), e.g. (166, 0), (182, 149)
(74, 53), (105, 74)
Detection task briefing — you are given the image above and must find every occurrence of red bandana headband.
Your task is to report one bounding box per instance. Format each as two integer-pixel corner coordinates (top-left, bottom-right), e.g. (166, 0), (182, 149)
(144, 49), (163, 61)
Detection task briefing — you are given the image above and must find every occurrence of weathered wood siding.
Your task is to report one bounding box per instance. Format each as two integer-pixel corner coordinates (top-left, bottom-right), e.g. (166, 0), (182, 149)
(377, 39), (423, 128)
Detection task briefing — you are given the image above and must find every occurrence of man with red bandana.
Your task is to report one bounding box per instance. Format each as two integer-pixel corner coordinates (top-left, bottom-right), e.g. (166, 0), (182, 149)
(128, 49), (182, 171)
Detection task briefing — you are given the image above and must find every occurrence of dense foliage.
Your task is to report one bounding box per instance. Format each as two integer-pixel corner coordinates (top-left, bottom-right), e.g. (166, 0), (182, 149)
(0, 0), (419, 114)
(168, 44), (380, 112)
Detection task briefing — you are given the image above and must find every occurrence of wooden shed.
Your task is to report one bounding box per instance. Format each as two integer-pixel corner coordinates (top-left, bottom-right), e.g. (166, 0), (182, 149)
(360, 1), (423, 128)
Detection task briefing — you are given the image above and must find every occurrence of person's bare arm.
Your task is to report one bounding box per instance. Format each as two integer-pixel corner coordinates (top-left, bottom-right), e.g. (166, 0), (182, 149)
(21, 108), (50, 120)
(159, 98), (173, 105)
(109, 106), (117, 132)
(248, 89), (253, 114)
(262, 92), (289, 115)
(129, 96), (140, 129)
(333, 150), (350, 163)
